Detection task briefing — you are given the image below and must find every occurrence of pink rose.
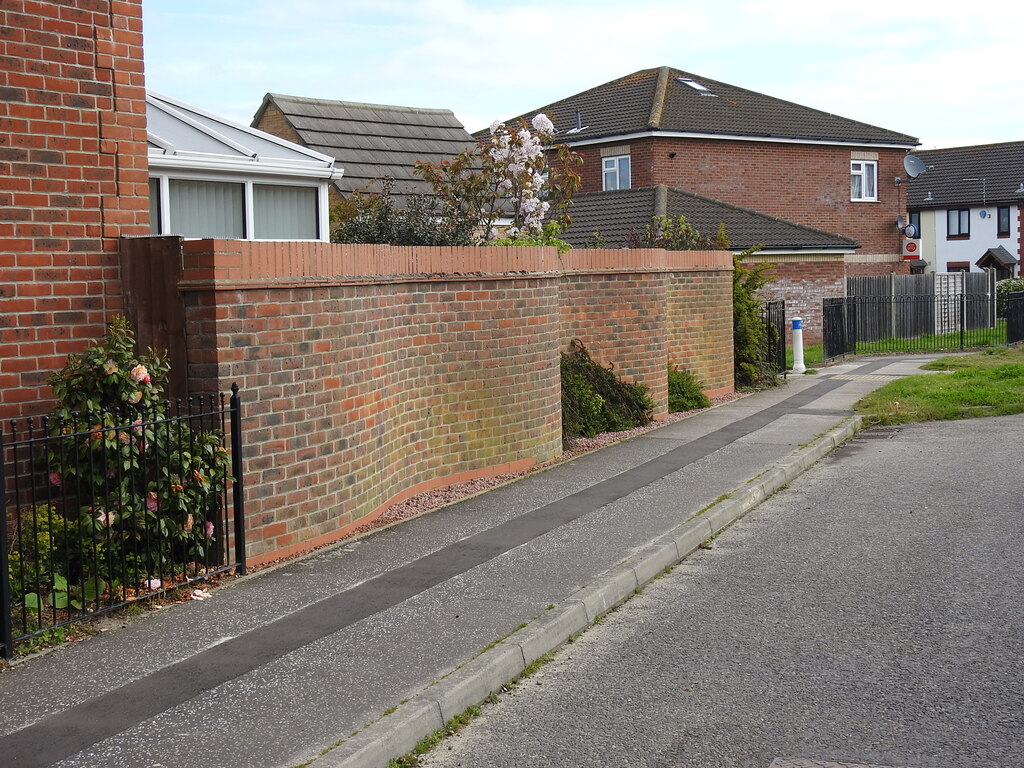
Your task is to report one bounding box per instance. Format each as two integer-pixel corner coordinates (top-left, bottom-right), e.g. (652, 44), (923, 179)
(130, 364), (150, 384)
(49, 471), (61, 487)
(146, 492), (159, 512)
(204, 521), (214, 539)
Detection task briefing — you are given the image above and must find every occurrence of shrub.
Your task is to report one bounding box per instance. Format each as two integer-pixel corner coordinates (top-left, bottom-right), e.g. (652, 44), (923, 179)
(995, 277), (1024, 318)
(41, 316), (231, 593)
(331, 179), (476, 246)
(733, 249), (779, 389)
(561, 340), (654, 442)
(667, 365), (711, 412)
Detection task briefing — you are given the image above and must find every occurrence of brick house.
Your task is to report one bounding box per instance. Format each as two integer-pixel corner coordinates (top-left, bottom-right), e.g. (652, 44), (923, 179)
(486, 66), (922, 340)
(495, 66), (919, 261)
(251, 93), (476, 209)
(907, 141), (1024, 278)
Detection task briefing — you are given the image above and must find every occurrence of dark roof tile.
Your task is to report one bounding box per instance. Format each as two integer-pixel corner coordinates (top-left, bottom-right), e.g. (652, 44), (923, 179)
(484, 67), (917, 146)
(907, 141), (1024, 209)
(560, 186), (858, 251)
(255, 93), (477, 203)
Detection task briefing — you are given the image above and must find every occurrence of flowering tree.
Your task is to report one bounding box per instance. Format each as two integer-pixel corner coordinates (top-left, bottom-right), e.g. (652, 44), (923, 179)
(415, 113), (582, 243)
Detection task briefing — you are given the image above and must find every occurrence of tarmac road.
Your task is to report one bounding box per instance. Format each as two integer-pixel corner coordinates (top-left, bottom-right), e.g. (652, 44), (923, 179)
(419, 415), (1024, 768)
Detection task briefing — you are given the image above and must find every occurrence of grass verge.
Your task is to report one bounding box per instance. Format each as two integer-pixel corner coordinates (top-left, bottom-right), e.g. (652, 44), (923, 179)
(855, 346), (1024, 425)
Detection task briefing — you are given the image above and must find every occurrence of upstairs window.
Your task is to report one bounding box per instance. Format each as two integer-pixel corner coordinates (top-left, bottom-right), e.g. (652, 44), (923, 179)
(850, 160), (877, 201)
(947, 208), (970, 239)
(602, 155), (631, 191)
(997, 206), (1011, 237)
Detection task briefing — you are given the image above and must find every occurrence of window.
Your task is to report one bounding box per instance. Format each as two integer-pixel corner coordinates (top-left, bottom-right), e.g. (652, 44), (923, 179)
(254, 184), (318, 239)
(909, 210), (920, 236)
(602, 155), (631, 191)
(151, 176), (325, 240)
(168, 179), (245, 238)
(998, 206), (1011, 237)
(947, 261), (970, 273)
(947, 208), (970, 238)
(850, 160), (877, 201)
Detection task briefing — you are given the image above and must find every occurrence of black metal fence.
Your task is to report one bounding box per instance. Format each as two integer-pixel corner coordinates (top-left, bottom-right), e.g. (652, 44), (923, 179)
(823, 294), (1008, 360)
(1, 386), (245, 659)
(1008, 292), (1024, 345)
(761, 300), (786, 374)
(823, 297), (856, 360)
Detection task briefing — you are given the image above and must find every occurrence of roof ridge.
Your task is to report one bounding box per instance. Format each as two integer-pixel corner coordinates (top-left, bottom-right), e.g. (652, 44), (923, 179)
(267, 93), (458, 116)
(917, 139), (1024, 153)
(647, 66), (671, 129)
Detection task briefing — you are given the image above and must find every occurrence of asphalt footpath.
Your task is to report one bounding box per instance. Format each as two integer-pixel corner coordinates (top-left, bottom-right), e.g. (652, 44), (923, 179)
(0, 355), (943, 768)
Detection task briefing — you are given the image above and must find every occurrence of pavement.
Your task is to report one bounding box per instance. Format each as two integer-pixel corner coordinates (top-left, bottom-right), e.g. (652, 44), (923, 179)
(0, 354), (946, 768)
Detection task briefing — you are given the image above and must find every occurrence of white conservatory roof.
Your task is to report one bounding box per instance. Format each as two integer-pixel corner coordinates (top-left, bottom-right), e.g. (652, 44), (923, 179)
(146, 91), (344, 181)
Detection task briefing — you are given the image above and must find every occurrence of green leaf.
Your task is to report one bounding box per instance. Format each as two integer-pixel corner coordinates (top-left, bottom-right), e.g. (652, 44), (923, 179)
(52, 592), (69, 610)
(83, 577), (106, 602)
(23, 593), (42, 612)
(52, 574), (69, 592)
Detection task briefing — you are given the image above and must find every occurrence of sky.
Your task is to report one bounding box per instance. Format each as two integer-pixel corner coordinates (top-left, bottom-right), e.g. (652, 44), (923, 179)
(142, 0), (1024, 150)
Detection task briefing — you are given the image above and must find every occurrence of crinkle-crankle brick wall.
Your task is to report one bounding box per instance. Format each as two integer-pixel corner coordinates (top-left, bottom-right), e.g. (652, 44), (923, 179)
(558, 272), (669, 417)
(665, 268), (734, 396)
(168, 241), (732, 564)
(0, 0), (149, 420)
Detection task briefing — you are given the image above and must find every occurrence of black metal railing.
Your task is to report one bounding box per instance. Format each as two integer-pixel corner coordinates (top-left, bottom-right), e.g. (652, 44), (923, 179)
(823, 297), (856, 360)
(823, 294), (1004, 360)
(1, 386), (245, 659)
(1008, 292), (1024, 345)
(761, 300), (786, 374)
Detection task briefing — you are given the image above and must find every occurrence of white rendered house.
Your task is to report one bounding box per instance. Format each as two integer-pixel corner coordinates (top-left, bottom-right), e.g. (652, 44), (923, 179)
(907, 141), (1023, 279)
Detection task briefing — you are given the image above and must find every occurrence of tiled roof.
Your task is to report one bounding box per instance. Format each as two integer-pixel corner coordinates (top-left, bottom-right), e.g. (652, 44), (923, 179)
(906, 141), (1024, 210)
(480, 67), (918, 147)
(255, 93), (476, 203)
(977, 245), (1017, 269)
(560, 186), (858, 251)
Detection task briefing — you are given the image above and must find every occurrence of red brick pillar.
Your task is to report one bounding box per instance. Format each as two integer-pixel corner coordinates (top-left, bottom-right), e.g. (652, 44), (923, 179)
(0, 0), (150, 419)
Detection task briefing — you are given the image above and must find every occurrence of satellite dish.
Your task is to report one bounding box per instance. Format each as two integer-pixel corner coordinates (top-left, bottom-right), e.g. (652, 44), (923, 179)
(896, 214), (906, 229)
(904, 154), (927, 179)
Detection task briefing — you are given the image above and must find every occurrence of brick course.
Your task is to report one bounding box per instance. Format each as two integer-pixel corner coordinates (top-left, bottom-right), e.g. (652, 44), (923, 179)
(0, 0), (149, 419)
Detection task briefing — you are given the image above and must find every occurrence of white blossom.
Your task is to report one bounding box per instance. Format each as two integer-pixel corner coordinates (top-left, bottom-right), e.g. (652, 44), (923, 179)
(531, 113), (555, 135)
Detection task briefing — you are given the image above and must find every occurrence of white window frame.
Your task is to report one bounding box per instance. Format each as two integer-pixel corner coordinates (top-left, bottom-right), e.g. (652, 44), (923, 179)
(148, 171), (329, 241)
(602, 155), (631, 191)
(850, 160), (877, 202)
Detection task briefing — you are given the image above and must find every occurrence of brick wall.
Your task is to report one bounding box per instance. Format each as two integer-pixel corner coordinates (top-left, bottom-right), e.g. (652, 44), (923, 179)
(665, 268), (734, 395)
(0, 0), (149, 420)
(558, 272), (669, 416)
(251, 100), (302, 145)
(845, 257), (912, 278)
(749, 254), (846, 345)
(571, 136), (908, 256)
(156, 241), (733, 563)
